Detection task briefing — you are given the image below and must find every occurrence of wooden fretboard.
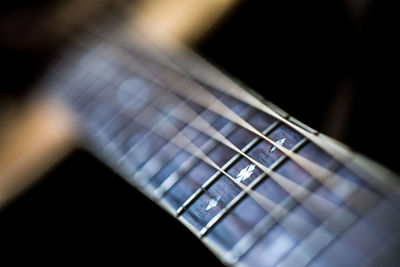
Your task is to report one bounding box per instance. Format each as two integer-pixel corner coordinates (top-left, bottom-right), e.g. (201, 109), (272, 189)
(38, 7), (400, 267)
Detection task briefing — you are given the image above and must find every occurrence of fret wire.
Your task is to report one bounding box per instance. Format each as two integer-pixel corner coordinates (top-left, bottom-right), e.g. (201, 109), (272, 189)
(57, 39), (190, 146)
(149, 109), (250, 199)
(176, 120), (281, 216)
(231, 158), (384, 267)
(301, 219), (370, 267)
(91, 86), (176, 148)
(48, 45), (124, 114)
(225, 158), (356, 265)
(130, 95), (251, 187)
(119, 97), (250, 189)
(282, 185), (386, 267)
(198, 138), (308, 237)
(114, 92), (221, 175)
(88, 88), (189, 159)
(54, 32), (125, 101)
(66, 41), (159, 111)
(275, 206), (360, 267)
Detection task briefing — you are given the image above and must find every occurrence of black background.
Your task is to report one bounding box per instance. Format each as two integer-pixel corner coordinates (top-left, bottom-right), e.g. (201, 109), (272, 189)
(1, 0), (399, 265)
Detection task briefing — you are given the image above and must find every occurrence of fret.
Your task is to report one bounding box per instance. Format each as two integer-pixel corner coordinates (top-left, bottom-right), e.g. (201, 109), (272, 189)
(331, 166), (381, 214)
(149, 114), (240, 197)
(229, 159), (392, 266)
(136, 98), (253, 189)
(204, 143), (341, 260)
(199, 138), (308, 237)
(120, 106), (228, 188)
(159, 117), (252, 209)
(178, 124), (304, 233)
(158, 105), (279, 208)
(94, 89), (179, 145)
(97, 94), (189, 160)
(148, 94), (262, 197)
(176, 120), (282, 216)
(273, 207), (358, 267)
(295, 183), (396, 266)
(50, 54), (124, 115)
(115, 113), (186, 171)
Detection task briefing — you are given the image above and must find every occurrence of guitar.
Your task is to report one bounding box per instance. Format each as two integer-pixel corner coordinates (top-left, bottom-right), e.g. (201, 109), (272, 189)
(1, 1), (400, 266)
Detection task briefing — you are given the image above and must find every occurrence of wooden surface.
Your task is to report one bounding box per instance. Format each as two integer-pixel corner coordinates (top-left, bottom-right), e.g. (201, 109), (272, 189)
(0, 96), (77, 209)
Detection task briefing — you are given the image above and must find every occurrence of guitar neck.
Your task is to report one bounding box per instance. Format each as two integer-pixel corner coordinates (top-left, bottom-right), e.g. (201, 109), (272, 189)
(38, 8), (400, 267)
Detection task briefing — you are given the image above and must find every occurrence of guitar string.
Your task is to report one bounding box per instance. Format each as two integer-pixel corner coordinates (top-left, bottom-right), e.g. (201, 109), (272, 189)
(136, 97), (344, 222)
(63, 32), (358, 226)
(45, 30), (338, 231)
(75, 21), (379, 208)
(127, 103), (312, 229)
(43, 37), (308, 225)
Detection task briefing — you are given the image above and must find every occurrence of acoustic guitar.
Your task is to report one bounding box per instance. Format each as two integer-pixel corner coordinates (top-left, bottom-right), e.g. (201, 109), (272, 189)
(1, 1), (399, 266)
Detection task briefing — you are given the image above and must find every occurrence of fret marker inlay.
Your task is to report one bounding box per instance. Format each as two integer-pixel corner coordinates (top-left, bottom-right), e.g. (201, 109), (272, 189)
(269, 138), (286, 152)
(206, 196), (221, 211)
(235, 164), (256, 183)
(117, 77), (152, 111)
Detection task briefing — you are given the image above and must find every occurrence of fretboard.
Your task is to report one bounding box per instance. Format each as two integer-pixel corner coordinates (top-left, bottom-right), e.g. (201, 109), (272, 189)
(37, 8), (400, 267)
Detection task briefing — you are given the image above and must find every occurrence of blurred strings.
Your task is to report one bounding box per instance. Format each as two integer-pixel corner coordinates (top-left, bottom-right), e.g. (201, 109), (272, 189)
(47, 29), (365, 231)
(53, 36), (325, 227)
(69, 18), (380, 210)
